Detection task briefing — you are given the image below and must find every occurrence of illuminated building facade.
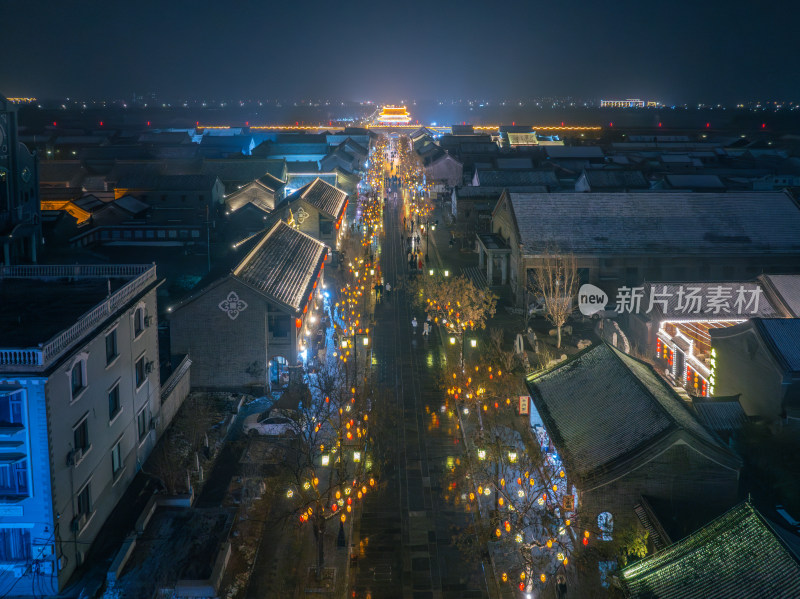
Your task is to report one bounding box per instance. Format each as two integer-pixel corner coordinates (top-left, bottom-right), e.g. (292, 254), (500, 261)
(527, 344), (741, 545)
(0, 265), (166, 595)
(632, 277), (800, 399)
(600, 99), (659, 108)
(710, 318), (800, 421)
(170, 221), (327, 392)
(376, 105), (412, 126)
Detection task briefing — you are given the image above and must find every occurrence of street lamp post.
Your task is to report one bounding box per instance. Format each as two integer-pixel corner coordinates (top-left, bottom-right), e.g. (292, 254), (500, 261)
(424, 219), (437, 262)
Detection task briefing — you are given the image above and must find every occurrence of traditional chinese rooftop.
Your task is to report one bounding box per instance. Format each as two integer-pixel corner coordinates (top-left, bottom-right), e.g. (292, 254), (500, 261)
(620, 501), (800, 599)
(526, 344), (740, 485)
(504, 191), (800, 256)
(760, 274), (800, 317)
(232, 220), (327, 312)
(752, 318), (800, 373)
(277, 177), (348, 220)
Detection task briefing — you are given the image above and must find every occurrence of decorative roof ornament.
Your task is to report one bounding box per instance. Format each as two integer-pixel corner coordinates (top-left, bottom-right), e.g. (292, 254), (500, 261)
(219, 291), (248, 320)
(296, 206), (310, 224)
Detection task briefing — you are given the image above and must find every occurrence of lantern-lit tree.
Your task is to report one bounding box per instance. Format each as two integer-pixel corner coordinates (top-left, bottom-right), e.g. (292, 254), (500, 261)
(410, 274), (496, 370)
(274, 359), (378, 581)
(445, 368), (649, 596)
(445, 401), (580, 594)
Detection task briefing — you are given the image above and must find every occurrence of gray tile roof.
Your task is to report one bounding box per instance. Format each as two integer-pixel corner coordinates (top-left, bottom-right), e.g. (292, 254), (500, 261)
(39, 161), (86, 185)
(527, 344), (724, 482)
(665, 174), (726, 189)
(760, 274), (800, 317)
(279, 178), (348, 219)
(643, 281), (779, 321)
(200, 158), (286, 183)
(545, 146), (604, 159)
(495, 157), (534, 170)
(691, 398), (748, 434)
(620, 502), (800, 599)
(507, 191), (800, 255)
(117, 174), (219, 191)
(582, 169), (648, 189)
(754, 318), (800, 372)
(233, 221), (327, 312)
(456, 186), (545, 199)
(476, 169), (558, 187)
(256, 173), (285, 192)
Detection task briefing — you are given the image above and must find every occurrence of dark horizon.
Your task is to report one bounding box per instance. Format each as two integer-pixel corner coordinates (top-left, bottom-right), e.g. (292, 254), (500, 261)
(2, 0), (798, 105)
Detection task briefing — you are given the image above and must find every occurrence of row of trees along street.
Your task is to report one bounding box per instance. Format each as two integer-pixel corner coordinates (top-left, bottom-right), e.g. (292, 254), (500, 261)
(409, 262), (647, 596)
(270, 187), (397, 585)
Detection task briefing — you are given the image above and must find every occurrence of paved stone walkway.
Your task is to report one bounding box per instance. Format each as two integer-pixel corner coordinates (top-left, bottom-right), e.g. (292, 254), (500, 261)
(349, 188), (491, 599)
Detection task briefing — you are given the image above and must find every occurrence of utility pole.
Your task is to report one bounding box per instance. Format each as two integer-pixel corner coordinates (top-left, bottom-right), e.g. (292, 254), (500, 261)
(206, 205), (211, 273)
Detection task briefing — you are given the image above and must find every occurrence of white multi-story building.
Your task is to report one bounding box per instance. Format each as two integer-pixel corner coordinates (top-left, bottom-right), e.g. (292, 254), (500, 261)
(0, 264), (162, 596)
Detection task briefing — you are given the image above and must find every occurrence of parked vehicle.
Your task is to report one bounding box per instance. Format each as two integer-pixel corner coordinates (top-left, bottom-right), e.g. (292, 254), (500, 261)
(243, 414), (298, 437)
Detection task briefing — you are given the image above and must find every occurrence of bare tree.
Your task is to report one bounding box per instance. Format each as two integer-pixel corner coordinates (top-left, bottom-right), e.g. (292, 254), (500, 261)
(528, 250), (579, 349)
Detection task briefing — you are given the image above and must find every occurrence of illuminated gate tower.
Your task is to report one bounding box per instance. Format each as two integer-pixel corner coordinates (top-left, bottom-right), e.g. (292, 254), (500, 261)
(376, 105), (412, 126)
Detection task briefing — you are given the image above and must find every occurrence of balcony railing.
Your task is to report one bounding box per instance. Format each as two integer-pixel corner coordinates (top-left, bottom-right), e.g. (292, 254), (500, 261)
(0, 265), (157, 370)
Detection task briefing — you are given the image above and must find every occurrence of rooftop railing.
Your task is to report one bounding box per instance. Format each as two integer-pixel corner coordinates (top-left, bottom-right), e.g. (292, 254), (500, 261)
(0, 265), (157, 370)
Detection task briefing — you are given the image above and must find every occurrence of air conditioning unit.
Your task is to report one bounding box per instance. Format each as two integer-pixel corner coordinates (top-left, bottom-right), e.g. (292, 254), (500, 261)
(36, 560), (53, 575)
(144, 315), (154, 327)
(33, 544), (53, 559)
(145, 360), (155, 374)
(12, 565), (25, 578)
(149, 416), (160, 431)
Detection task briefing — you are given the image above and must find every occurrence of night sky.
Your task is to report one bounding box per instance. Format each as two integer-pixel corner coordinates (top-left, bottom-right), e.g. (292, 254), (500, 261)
(2, 0), (797, 104)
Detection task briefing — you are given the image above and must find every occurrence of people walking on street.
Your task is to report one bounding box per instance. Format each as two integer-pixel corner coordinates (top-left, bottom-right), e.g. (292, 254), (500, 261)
(411, 317), (418, 333)
(422, 321), (430, 336)
(418, 257), (423, 270)
(385, 282), (392, 297)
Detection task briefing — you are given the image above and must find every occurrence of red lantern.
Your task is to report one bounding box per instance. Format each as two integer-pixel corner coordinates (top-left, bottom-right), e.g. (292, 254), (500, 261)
(296, 318), (302, 328)
(582, 537), (588, 546)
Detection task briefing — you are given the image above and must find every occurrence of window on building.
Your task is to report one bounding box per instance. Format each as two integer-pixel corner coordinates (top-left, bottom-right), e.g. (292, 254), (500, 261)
(77, 483), (92, 516)
(111, 442), (123, 478)
(268, 314), (290, 338)
(0, 529), (32, 561)
(598, 512), (614, 541)
(71, 361), (86, 399)
(0, 391), (23, 427)
(0, 460), (29, 496)
(319, 219), (333, 236)
(135, 356), (146, 388)
(137, 408), (148, 441)
(108, 384), (121, 421)
(133, 307), (145, 338)
(73, 418), (89, 452)
(105, 329), (118, 365)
